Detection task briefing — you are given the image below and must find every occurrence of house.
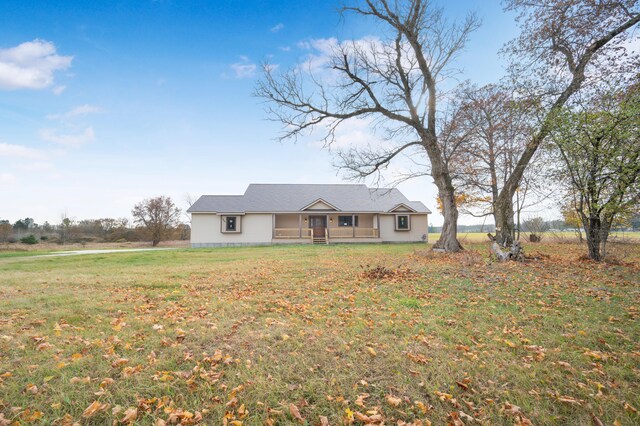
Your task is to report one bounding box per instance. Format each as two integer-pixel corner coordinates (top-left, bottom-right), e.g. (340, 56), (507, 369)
(187, 184), (431, 247)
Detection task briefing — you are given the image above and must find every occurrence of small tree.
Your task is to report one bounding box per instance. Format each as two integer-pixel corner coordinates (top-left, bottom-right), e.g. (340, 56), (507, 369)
(58, 215), (72, 245)
(132, 196), (182, 246)
(560, 200), (583, 242)
(550, 84), (640, 260)
(522, 216), (549, 242)
(0, 220), (12, 242)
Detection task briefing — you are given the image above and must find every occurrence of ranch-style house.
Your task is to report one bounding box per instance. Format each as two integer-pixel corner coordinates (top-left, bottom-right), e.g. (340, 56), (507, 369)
(187, 184), (431, 247)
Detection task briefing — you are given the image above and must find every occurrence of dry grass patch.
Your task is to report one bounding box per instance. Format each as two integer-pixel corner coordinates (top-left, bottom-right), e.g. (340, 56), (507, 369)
(0, 243), (639, 425)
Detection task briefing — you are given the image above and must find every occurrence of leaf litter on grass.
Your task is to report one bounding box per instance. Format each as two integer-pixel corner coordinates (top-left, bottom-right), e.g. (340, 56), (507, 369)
(0, 243), (638, 425)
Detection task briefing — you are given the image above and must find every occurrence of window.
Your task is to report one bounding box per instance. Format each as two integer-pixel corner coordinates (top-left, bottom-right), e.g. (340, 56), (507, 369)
(396, 215), (410, 230)
(221, 216), (241, 233)
(338, 215), (358, 227)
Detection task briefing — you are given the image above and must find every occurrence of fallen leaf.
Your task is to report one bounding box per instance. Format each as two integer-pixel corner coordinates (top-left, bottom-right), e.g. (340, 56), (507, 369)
(111, 358), (129, 368)
(557, 396), (582, 405)
(289, 403), (304, 423)
(82, 400), (109, 418)
(122, 407), (137, 423)
(624, 402), (638, 414)
(386, 394), (402, 407)
(590, 413), (604, 426)
(355, 393), (369, 407)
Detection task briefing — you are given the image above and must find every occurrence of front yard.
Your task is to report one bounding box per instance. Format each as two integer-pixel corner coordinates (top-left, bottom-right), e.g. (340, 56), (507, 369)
(0, 243), (638, 425)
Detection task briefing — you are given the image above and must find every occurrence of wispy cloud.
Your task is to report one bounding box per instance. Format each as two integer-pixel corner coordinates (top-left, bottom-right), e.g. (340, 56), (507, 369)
(0, 39), (73, 90)
(39, 127), (95, 148)
(230, 56), (257, 79)
(0, 172), (16, 184)
(0, 142), (45, 159)
(17, 161), (54, 171)
(270, 23), (284, 33)
(46, 104), (102, 120)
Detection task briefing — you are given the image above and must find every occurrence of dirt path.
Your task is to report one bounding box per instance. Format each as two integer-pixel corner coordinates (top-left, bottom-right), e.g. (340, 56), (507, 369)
(40, 248), (178, 257)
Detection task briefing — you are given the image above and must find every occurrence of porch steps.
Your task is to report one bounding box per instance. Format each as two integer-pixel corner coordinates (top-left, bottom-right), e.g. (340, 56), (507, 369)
(312, 237), (328, 245)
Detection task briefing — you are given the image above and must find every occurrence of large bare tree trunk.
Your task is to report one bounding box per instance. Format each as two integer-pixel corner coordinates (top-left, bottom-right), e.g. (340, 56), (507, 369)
(426, 135), (463, 252)
(494, 195), (515, 247)
(433, 183), (463, 251)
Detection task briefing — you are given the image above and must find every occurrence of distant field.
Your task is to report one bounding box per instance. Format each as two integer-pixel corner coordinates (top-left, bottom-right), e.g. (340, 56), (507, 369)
(1, 243), (639, 425)
(429, 231), (640, 244)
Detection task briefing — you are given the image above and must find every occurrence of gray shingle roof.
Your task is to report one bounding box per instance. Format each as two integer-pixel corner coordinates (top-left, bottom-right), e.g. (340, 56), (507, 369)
(188, 184), (431, 214)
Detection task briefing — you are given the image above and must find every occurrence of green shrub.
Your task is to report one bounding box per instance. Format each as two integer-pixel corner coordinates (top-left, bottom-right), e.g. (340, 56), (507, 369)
(20, 235), (38, 245)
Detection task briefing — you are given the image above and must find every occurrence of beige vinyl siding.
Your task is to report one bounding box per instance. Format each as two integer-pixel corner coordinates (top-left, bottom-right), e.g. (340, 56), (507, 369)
(378, 214), (428, 242)
(274, 214), (300, 228)
(191, 213), (273, 245)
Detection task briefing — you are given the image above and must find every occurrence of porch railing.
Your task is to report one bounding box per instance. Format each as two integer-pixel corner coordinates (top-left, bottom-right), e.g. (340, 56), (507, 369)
(274, 227), (379, 239)
(354, 228), (379, 238)
(327, 227), (379, 238)
(273, 228), (312, 238)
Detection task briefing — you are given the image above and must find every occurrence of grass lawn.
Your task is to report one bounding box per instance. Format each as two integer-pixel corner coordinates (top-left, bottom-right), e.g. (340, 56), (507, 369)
(1, 243), (639, 425)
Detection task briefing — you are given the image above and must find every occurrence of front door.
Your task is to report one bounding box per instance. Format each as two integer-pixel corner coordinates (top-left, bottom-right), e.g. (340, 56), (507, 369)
(309, 216), (326, 238)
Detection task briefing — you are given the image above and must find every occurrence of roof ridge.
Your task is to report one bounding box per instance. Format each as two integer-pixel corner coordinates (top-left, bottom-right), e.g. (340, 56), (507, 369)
(247, 183), (367, 186)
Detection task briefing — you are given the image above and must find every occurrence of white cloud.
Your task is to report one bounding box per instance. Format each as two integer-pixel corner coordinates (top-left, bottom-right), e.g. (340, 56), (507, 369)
(297, 37), (385, 76)
(0, 172), (16, 184)
(17, 161), (54, 171)
(46, 104), (102, 120)
(40, 126), (95, 148)
(270, 23), (284, 33)
(230, 57), (257, 79)
(0, 142), (45, 159)
(0, 39), (73, 90)
(52, 85), (66, 95)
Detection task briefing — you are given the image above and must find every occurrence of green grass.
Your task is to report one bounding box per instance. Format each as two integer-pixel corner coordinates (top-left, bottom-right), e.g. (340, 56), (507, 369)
(1, 243), (639, 425)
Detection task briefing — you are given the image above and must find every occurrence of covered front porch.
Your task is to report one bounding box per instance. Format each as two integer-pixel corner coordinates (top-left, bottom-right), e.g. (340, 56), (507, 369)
(272, 213), (380, 243)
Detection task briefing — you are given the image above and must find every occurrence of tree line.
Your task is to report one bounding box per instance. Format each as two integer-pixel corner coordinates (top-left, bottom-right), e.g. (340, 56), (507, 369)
(1, 196), (188, 247)
(257, 0), (640, 261)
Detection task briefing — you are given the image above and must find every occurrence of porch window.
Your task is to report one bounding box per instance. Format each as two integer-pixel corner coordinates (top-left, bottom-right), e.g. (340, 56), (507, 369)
(221, 216), (241, 233)
(338, 215), (358, 227)
(396, 215), (410, 230)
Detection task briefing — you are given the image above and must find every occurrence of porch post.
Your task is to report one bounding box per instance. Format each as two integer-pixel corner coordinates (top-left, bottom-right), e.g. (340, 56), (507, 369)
(298, 214), (302, 238)
(352, 214), (355, 237)
(374, 214), (379, 238)
(272, 214), (275, 238)
(326, 214), (329, 238)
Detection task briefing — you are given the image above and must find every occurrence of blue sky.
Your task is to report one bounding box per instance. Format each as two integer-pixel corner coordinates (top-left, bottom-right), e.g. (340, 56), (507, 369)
(0, 0), (520, 226)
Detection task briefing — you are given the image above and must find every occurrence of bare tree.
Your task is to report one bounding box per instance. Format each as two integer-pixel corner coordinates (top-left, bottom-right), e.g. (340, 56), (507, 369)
(256, 0), (480, 252)
(438, 83), (554, 243)
(492, 0), (640, 246)
(132, 196), (182, 246)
